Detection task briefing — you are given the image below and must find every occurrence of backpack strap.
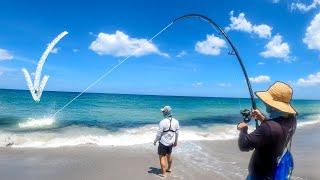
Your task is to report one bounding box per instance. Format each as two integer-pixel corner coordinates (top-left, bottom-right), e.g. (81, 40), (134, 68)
(286, 116), (296, 151)
(265, 117), (295, 164)
(163, 117), (176, 133)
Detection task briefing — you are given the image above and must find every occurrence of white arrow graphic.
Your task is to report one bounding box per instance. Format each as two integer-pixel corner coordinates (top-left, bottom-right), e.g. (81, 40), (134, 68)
(22, 31), (68, 102)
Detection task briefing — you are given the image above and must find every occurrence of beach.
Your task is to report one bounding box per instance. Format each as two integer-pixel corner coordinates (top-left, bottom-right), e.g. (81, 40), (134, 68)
(0, 123), (318, 180)
(1, 0), (320, 179)
(0, 90), (319, 179)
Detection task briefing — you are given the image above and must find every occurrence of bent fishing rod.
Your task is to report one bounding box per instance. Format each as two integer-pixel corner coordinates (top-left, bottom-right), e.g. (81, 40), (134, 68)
(172, 14), (258, 128)
(51, 14), (259, 128)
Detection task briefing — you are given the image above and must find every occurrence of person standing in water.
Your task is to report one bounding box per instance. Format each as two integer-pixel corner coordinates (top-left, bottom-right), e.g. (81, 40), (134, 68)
(237, 82), (297, 179)
(154, 106), (180, 177)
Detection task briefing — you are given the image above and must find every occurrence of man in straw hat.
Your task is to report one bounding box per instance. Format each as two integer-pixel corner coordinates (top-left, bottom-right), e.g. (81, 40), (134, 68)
(237, 81), (297, 179)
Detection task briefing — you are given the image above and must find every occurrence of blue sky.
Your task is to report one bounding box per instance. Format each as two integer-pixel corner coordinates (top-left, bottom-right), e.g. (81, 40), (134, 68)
(1, 0), (320, 99)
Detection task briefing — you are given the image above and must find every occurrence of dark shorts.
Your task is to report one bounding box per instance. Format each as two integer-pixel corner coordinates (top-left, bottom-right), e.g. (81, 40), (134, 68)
(158, 142), (173, 155)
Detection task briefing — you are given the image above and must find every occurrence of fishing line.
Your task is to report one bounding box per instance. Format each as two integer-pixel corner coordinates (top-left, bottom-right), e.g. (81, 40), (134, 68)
(52, 14), (257, 128)
(51, 22), (174, 117)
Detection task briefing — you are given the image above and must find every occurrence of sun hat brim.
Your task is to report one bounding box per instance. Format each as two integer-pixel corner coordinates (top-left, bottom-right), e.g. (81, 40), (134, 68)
(255, 91), (297, 114)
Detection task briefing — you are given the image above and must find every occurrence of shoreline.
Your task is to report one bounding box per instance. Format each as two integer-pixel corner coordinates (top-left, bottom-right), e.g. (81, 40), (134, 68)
(0, 124), (318, 180)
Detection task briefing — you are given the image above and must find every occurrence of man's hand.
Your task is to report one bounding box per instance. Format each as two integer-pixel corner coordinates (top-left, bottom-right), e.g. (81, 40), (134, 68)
(251, 109), (266, 122)
(237, 122), (248, 130)
(173, 142), (177, 147)
(153, 141), (157, 146)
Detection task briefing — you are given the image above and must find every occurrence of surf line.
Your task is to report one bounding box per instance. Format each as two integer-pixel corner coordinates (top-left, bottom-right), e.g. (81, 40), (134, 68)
(22, 31), (68, 102)
(52, 14), (257, 128)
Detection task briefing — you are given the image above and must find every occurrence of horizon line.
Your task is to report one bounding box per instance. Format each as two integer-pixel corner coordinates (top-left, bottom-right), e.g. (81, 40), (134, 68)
(0, 88), (318, 101)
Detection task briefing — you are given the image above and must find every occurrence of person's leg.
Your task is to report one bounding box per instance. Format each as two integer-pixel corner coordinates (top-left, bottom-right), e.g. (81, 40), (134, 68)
(166, 153), (172, 172)
(159, 155), (167, 176)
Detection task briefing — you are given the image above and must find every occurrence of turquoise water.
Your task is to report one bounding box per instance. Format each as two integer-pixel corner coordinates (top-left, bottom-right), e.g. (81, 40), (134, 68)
(0, 89), (319, 147)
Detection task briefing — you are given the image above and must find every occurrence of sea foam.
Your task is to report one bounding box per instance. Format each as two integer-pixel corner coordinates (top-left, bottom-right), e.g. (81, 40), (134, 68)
(297, 119), (320, 128)
(0, 124), (242, 148)
(18, 117), (55, 128)
(0, 115), (318, 148)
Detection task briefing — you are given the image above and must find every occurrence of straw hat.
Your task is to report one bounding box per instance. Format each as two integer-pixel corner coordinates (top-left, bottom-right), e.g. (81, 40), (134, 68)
(255, 81), (297, 114)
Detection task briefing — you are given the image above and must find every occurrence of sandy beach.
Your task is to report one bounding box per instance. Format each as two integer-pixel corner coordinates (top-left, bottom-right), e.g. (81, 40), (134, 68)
(0, 124), (318, 180)
(1, 0), (320, 179)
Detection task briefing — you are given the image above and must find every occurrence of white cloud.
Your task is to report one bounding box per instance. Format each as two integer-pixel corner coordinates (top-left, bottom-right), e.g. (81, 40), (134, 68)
(249, 75), (271, 83)
(253, 24), (272, 39)
(260, 35), (290, 60)
(176, 50), (187, 58)
(225, 11), (272, 39)
(0, 48), (13, 61)
(296, 72), (320, 86)
(291, 0), (320, 12)
(303, 12), (320, 51)
(51, 47), (59, 54)
(257, 62), (265, 65)
(89, 31), (168, 57)
(195, 34), (226, 56)
(273, 0), (280, 3)
(226, 11), (291, 62)
(192, 82), (203, 88)
(218, 82), (232, 87)
(226, 11), (253, 33)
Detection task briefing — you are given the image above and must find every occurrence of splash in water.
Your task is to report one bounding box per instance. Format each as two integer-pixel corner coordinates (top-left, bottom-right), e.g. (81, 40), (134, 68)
(18, 117), (55, 129)
(22, 31), (68, 102)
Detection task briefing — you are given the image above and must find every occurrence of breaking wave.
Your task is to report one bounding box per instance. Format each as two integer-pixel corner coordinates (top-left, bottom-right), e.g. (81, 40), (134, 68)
(0, 114), (318, 148)
(18, 117), (55, 129)
(297, 114), (320, 128)
(0, 124), (242, 148)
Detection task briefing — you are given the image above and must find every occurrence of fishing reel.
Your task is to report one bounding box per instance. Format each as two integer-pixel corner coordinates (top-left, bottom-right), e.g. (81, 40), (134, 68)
(240, 109), (252, 123)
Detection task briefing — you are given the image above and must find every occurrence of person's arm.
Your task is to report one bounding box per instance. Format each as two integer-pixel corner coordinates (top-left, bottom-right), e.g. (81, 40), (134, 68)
(154, 121), (163, 145)
(173, 133), (179, 147)
(238, 122), (269, 151)
(173, 121), (180, 147)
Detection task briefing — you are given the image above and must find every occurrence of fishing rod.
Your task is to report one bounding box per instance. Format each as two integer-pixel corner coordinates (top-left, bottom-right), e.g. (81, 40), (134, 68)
(51, 14), (258, 128)
(172, 14), (258, 128)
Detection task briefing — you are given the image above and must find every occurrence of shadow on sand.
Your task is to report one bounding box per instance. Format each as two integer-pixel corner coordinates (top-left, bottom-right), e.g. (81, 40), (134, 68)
(147, 166), (162, 175)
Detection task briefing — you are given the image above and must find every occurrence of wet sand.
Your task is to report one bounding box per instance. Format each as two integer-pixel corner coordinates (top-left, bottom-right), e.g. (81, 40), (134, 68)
(0, 145), (223, 180)
(0, 124), (318, 180)
(291, 125), (320, 179)
(198, 124), (320, 180)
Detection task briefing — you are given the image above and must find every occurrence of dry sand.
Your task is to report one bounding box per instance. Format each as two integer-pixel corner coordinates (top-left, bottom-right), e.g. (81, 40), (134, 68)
(0, 124), (318, 180)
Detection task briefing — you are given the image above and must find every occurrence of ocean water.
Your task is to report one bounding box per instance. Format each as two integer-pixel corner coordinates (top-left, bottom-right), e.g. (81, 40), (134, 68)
(0, 89), (319, 148)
